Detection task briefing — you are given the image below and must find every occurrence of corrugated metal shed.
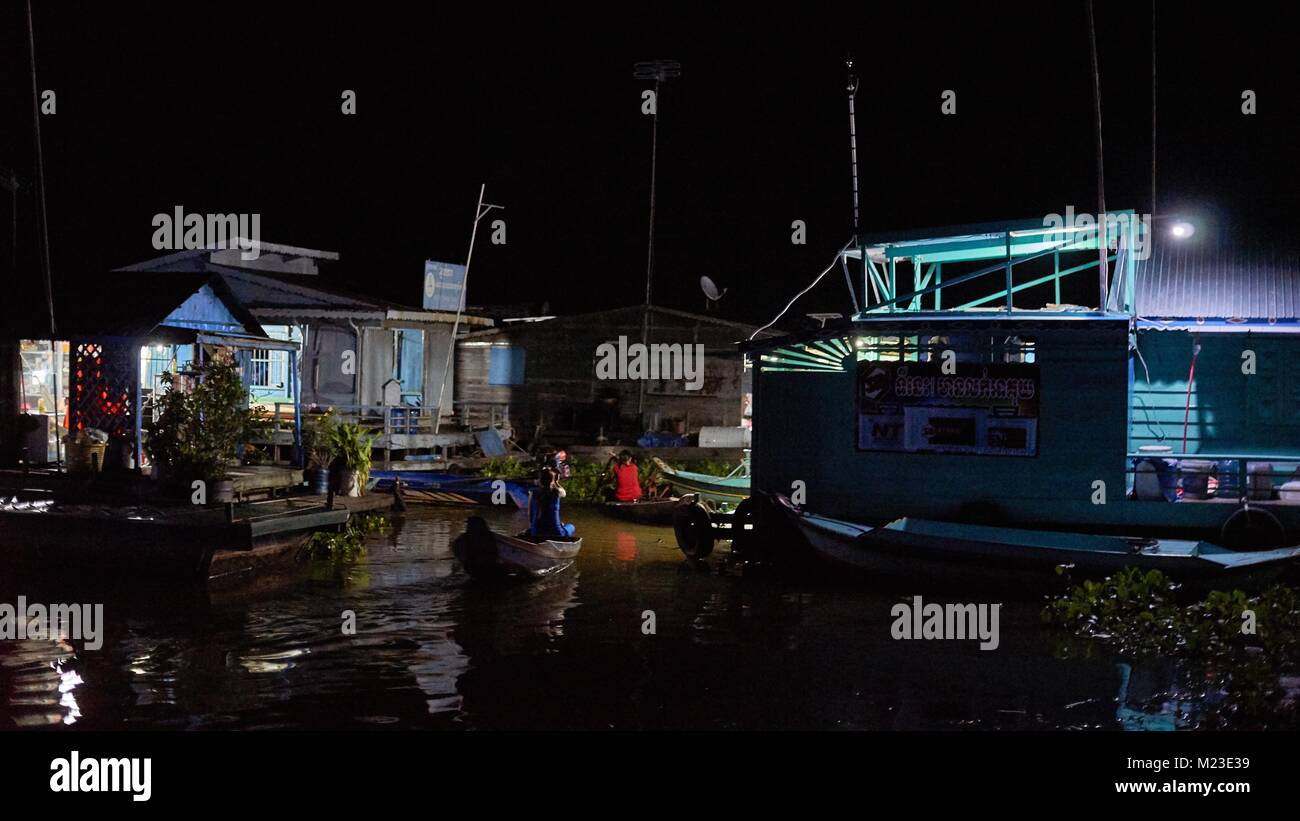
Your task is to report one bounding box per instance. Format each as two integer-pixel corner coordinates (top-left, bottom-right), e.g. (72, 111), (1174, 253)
(1136, 240), (1300, 320)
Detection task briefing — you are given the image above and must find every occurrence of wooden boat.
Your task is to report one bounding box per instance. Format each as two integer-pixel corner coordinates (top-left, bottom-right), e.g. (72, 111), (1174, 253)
(452, 516), (581, 579)
(652, 458), (750, 507)
(370, 470), (531, 508)
(775, 496), (1300, 594)
(601, 497), (681, 525)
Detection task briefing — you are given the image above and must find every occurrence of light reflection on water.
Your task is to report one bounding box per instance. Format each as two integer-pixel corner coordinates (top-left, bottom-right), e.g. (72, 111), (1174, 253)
(1, 505), (1144, 730)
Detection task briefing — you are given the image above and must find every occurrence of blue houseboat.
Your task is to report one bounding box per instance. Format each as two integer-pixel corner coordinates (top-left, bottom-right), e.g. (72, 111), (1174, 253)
(691, 213), (1300, 590)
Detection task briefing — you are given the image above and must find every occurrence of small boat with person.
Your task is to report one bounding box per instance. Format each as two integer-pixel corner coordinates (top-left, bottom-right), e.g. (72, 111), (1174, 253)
(452, 516), (582, 579)
(601, 496), (682, 525)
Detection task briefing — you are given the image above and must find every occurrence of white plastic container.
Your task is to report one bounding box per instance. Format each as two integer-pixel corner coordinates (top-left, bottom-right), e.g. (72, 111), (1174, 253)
(1279, 481), (1300, 503)
(698, 426), (751, 448)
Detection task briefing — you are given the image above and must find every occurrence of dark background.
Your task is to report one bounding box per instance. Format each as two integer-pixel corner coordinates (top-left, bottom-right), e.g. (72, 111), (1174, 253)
(2, 2), (1297, 327)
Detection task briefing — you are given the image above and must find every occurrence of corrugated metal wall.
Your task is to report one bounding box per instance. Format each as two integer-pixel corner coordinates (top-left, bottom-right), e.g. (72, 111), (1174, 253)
(1131, 329), (1300, 454)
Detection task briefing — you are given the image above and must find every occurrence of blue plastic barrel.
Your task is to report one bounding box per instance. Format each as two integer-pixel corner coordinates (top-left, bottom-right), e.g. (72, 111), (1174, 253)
(1215, 459), (1241, 500)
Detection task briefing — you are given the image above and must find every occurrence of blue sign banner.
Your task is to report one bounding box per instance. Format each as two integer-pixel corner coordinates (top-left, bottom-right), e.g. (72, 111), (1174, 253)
(422, 260), (467, 311)
(856, 360), (1039, 456)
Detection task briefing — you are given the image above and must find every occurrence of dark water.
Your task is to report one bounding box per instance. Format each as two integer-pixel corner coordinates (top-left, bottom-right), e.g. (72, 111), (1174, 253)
(0, 506), (1146, 730)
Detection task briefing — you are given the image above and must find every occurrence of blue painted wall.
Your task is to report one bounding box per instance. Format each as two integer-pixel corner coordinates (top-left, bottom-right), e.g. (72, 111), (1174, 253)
(1131, 329), (1300, 456)
(161, 284), (250, 334)
(754, 322), (1130, 527)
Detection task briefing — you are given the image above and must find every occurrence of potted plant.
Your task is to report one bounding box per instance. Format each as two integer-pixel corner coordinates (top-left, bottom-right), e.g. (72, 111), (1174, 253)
(144, 358), (255, 503)
(302, 408), (336, 494)
(327, 422), (376, 497)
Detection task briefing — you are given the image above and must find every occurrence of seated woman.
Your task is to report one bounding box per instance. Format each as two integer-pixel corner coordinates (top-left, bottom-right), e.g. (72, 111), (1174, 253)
(529, 467), (576, 539)
(606, 450), (643, 503)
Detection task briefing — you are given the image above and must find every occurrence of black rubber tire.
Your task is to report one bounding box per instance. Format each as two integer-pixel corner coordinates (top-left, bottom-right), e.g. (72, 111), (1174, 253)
(673, 502), (716, 559)
(1219, 506), (1287, 551)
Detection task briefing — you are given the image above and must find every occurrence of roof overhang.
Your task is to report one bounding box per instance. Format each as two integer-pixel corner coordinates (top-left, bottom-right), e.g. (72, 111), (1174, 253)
(1136, 318), (1300, 334)
(196, 332), (299, 351)
(384, 309), (494, 327)
(844, 215), (1131, 265)
(742, 311), (1131, 354)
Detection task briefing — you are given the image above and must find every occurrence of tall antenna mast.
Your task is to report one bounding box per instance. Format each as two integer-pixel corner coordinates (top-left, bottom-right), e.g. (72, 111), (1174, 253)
(1086, 0), (1109, 308)
(844, 57), (863, 315)
(846, 57), (861, 237)
(433, 184), (501, 436)
(27, 0), (61, 466)
(1151, 0), (1157, 217)
(632, 59), (680, 421)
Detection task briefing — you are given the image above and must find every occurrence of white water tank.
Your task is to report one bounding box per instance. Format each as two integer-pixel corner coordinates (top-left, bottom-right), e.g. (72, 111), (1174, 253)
(698, 426), (751, 448)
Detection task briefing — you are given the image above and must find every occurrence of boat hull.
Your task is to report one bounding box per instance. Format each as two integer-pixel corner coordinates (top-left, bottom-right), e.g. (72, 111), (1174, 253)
(652, 458), (749, 506)
(371, 471), (531, 509)
(453, 517), (581, 579)
(601, 498), (681, 525)
(780, 499), (1300, 594)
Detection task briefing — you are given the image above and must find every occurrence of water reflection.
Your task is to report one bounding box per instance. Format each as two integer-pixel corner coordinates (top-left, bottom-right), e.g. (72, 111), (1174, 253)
(2, 506), (1138, 730)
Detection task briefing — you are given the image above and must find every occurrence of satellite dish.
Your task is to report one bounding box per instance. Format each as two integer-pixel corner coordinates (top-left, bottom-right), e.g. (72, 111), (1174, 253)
(700, 276), (727, 310)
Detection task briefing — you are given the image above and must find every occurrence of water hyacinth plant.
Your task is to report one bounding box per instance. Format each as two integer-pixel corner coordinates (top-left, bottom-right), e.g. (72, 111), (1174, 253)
(1046, 568), (1300, 728)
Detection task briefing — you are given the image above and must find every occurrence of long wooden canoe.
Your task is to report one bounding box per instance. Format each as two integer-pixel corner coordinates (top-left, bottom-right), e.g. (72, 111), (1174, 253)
(777, 496), (1300, 594)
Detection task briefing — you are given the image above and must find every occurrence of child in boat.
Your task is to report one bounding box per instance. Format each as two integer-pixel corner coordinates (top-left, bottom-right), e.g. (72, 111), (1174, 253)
(529, 467), (576, 539)
(606, 450), (643, 503)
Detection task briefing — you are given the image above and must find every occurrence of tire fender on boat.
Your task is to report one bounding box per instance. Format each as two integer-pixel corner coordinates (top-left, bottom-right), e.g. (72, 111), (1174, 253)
(1220, 506), (1287, 551)
(673, 502), (715, 559)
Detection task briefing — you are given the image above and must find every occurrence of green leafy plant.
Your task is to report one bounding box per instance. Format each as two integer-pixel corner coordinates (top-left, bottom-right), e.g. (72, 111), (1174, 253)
(327, 422), (378, 488)
(307, 524), (366, 562)
(307, 513), (387, 562)
(144, 358), (258, 481)
(302, 408), (337, 469)
(353, 512), (389, 534)
(1046, 568), (1300, 728)
(562, 458), (615, 503)
(479, 456), (531, 480)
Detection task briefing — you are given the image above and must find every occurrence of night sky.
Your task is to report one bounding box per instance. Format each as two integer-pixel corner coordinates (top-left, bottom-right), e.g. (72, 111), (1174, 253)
(2, 3), (1297, 328)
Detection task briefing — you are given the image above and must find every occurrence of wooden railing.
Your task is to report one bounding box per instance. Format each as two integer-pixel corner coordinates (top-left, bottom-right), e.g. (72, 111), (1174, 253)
(252, 402), (508, 436)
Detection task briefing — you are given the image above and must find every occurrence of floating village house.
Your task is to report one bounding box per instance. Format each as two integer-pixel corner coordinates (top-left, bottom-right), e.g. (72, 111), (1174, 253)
(746, 213), (1300, 548)
(3, 243), (497, 469)
(2, 271), (288, 467)
(456, 305), (765, 446)
(118, 244), (497, 463)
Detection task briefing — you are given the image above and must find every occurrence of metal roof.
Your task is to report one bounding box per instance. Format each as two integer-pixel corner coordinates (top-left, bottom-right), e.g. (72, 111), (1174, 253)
(1136, 240), (1300, 321)
(116, 250), (492, 326)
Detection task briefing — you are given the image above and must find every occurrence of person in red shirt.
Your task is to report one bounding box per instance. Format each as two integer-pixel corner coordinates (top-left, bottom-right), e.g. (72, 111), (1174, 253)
(607, 450), (643, 502)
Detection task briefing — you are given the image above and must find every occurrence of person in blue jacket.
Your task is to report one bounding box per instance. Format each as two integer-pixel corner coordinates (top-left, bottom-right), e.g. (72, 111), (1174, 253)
(529, 466), (576, 539)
